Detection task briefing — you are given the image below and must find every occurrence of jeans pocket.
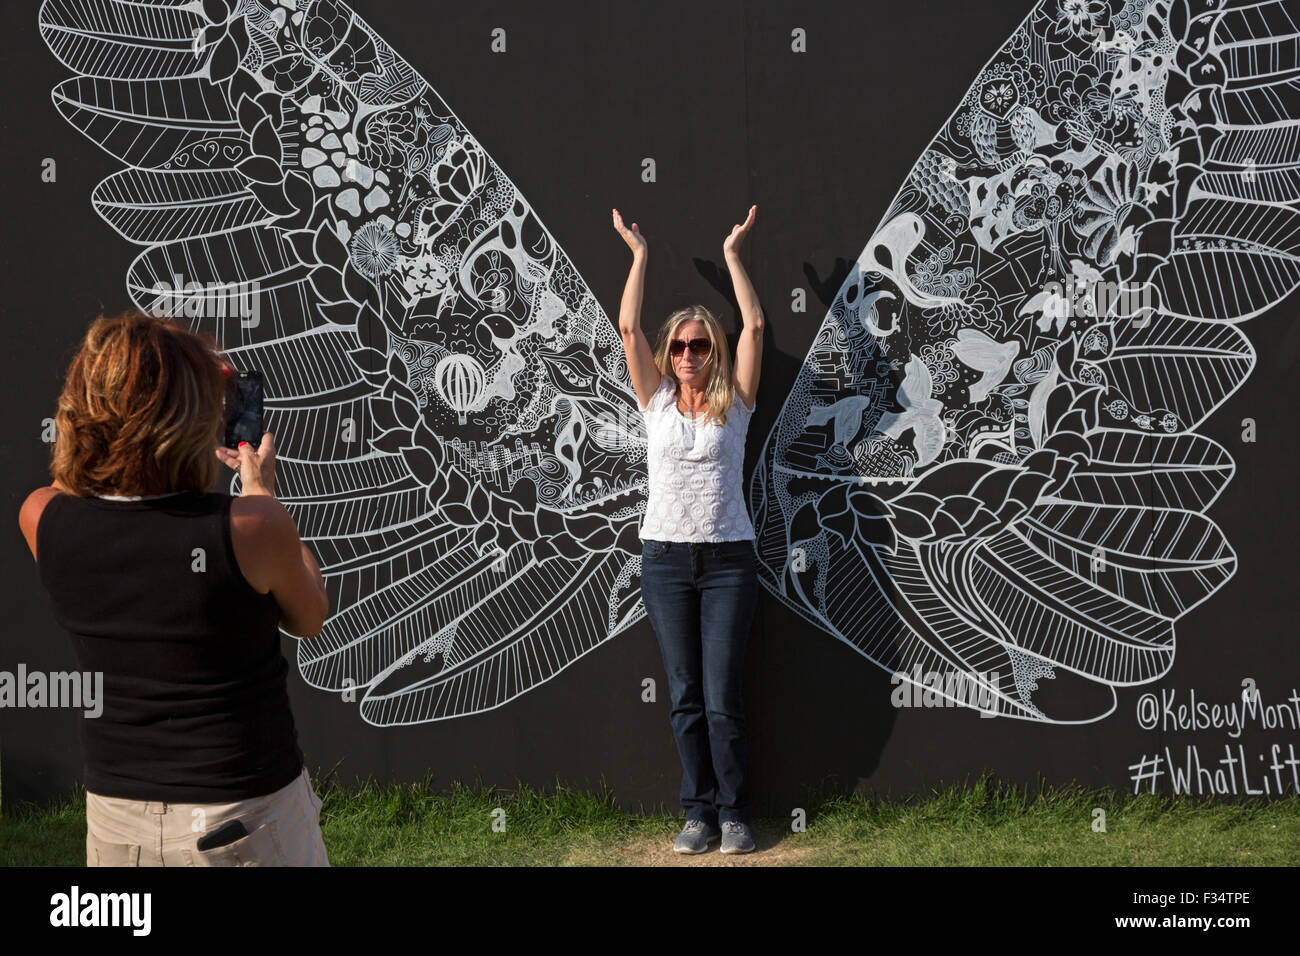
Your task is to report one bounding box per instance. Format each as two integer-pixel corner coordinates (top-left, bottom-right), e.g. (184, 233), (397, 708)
(188, 820), (286, 867)
(86, 832), (141, 867)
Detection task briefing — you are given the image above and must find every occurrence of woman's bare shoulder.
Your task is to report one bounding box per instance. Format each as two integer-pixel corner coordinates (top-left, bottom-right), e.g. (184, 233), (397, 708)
(18, 485), (64, 560)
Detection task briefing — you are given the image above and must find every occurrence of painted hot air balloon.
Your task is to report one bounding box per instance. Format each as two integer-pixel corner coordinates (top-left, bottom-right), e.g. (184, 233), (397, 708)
(435, 353), (484, 425)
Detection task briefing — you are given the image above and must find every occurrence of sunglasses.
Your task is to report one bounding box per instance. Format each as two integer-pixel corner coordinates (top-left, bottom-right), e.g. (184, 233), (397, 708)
(669, 337), (712, 358)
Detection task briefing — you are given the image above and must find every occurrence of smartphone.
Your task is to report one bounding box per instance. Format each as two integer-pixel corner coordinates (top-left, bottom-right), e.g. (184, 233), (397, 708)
(195, 818), (248, 851)
(224, 369), (264, 449)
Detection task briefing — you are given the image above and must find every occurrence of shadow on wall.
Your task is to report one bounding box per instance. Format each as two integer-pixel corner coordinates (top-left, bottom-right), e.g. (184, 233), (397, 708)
(700, 254), (904, 811)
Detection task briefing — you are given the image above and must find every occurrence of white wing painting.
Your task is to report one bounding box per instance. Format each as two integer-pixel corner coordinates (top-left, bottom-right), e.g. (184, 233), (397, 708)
(39, 0), (651, 724)
(39, 0), (1299, 726)
(749, 0), (1300, 722)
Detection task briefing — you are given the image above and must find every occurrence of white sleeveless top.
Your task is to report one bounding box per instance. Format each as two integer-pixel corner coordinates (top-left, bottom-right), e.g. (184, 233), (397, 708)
(638, 375), (756, 542)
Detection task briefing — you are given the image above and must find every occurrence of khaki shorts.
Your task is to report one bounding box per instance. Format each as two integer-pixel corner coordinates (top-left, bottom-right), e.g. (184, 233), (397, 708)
(85, 767), (330, 867)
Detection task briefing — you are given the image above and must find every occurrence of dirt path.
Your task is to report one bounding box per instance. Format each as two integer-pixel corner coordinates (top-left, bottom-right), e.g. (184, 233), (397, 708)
(563, 824), (819, 866)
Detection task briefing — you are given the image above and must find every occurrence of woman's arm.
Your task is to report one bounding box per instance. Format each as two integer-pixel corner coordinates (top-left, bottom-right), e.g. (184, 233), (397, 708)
(611, 208), (661, 410)
(225, 434), (330, 637)
(724, 205), (764, 411)
(231, 496), (329, 637)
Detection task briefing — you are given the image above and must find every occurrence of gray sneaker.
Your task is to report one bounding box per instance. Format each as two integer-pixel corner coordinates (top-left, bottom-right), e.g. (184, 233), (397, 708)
(719, 820), (755, 854)
(673, 819), (720, 854)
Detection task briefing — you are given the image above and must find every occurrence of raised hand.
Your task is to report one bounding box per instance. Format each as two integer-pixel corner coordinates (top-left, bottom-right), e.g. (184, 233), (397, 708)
(612, 208), (647, 257)
(723, 204), (757, 256)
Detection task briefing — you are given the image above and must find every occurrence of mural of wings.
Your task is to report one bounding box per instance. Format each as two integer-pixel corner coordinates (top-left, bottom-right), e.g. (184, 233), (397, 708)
(40, 0), (1299, 728)
(749, 0), (1300, 722)
(39, 0), (651, 724)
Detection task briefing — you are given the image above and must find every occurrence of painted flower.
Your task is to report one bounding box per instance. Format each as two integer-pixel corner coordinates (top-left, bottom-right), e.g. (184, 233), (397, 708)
(1047, 65), (1142, 152)
(350, 220), (399, 279)
(361, 104), (437, 175)
(1060, 0), (1108, 31)
(1033, 0), (1120, 58)
(1073, 158), (1148, 265)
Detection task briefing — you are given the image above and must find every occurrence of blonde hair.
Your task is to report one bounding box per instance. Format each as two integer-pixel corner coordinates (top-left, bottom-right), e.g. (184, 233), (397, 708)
(51, 309), (227, 497)
(652, 304), (737, 428)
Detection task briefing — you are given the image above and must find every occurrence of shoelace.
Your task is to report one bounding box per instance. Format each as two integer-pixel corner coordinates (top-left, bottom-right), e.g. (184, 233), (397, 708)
(723, 822), (747, 835)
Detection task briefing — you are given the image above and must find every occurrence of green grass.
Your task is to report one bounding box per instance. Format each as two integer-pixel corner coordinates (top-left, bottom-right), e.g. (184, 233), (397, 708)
(3, 774), (1297, 865)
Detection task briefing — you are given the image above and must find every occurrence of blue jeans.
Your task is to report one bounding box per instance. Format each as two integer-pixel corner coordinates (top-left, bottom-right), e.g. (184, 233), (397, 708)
(639, 538), (759, 825)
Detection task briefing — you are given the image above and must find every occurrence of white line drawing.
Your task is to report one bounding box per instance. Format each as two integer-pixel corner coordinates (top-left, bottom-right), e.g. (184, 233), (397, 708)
(39, 0), (1300, 726)
(749, 0), (1300, 722)
(40, 0), (651, 724)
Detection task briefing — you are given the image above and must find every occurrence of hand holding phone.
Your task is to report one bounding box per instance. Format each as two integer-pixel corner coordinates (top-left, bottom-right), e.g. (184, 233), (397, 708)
(215, 433), (277, 496)
(224, 369), (263, 449)
(214, 367), (276, 496)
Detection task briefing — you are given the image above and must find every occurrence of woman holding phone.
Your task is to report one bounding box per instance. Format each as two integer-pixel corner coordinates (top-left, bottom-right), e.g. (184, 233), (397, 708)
(611, 204), (764, 854)
(18, 309), (330, 866)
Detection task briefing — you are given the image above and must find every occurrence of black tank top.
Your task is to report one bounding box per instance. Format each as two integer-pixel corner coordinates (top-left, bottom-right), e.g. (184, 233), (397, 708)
(35, 490), (304, 802)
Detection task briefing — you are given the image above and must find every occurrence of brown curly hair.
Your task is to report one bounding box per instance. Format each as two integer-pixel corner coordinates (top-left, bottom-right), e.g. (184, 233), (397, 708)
(51, 309), (228, 497)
